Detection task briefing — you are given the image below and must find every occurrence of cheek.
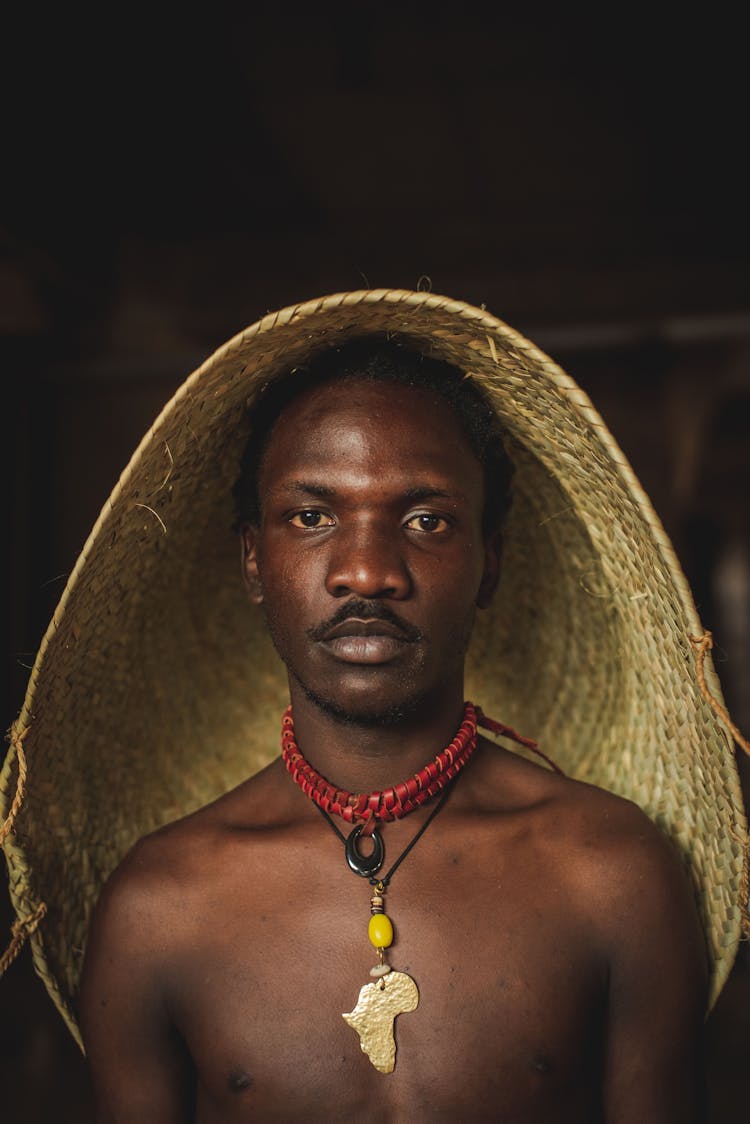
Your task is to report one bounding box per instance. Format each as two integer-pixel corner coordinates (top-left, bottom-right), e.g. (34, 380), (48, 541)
(421, 543), (486, 601)
(257, 544), (323, 617)
(416, 559), (482, 636)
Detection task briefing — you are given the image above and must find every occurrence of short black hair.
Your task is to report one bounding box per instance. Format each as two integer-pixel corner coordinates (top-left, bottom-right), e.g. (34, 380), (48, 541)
(232, 334), (514, 536)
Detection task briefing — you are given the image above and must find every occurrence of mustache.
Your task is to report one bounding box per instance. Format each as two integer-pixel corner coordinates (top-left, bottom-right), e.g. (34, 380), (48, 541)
(307, 600), (423, 643)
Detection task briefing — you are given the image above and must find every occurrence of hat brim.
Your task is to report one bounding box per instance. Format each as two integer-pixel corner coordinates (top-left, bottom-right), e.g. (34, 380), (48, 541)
(2, 288), (747, 1046)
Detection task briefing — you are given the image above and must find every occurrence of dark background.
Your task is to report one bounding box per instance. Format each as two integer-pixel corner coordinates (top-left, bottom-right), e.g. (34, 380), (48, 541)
(2, 5), (749, 1120)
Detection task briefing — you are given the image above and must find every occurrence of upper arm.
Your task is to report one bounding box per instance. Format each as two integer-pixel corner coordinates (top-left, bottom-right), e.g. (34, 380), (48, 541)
(78, 846), (194, 1124)
(596, 807), (710, 1123)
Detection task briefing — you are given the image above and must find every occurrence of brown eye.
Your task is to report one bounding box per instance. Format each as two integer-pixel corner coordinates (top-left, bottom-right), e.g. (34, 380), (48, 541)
(289, 510), (334, 529)
(405, 513), (449, 533)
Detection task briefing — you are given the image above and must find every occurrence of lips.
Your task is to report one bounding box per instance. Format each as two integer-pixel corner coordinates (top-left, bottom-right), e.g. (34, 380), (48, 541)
(322, 618), (409, 641)
(317, 616), (415, 664)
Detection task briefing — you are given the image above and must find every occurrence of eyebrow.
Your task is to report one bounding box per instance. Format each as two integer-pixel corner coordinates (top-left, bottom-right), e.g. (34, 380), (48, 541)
(274, 482), (461, 502)
(275, 481), (337, 498)
(402, 486), (455, 501)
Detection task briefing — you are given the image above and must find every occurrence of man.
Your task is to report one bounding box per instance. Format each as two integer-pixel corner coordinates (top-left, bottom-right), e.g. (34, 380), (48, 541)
(78, 335), (709, 1122)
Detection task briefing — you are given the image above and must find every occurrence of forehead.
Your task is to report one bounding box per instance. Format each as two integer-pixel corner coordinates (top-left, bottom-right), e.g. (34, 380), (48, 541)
(258, 377), (483, 489)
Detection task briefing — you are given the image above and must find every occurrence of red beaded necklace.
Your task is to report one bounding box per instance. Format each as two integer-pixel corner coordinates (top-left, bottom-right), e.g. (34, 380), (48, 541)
(280, 700), (478, 828)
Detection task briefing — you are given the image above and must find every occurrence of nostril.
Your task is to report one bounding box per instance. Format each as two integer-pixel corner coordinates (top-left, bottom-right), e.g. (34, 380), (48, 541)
(325, 553), (411, 600)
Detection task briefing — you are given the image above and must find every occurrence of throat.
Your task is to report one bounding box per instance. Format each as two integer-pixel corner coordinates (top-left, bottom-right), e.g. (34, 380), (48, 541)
(280, 703), (478, 826)
(285, 695), (472, 795)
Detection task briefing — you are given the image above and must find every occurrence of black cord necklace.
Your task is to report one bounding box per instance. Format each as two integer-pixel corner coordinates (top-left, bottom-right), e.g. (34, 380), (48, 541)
(315, 781), (456, 1073)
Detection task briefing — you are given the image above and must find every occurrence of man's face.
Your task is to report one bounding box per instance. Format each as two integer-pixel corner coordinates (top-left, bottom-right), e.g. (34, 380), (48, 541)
(242, 377), (500, 725)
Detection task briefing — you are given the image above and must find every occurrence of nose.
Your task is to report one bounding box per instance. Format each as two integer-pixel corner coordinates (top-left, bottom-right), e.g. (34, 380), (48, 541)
(325, 519), (412, 600)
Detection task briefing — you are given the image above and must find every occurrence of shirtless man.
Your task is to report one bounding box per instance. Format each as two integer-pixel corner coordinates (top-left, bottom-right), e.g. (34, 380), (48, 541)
(78, 338), (709, 1122)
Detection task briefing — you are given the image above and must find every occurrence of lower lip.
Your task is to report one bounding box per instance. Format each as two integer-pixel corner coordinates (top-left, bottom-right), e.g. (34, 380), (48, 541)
(319, 635), (409, 664)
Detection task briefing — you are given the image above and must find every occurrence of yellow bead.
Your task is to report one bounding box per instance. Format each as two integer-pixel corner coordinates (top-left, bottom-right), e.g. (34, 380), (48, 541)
(368, 913), (394, 949)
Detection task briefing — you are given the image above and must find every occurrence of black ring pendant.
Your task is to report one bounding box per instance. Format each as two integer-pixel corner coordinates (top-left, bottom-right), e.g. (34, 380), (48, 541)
(345, 823), (385, 878)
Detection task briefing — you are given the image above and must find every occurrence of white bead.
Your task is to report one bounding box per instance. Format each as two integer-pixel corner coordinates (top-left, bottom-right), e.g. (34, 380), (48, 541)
(369, 963), (392, 978)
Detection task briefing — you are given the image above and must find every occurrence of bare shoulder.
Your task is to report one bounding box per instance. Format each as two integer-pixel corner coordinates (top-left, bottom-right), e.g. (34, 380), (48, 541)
(530, 758), (683, 870)
(474, 740), (708, 970)
(490, 739), (689, 857)
(80, 809), (217, 998)
(92, 809), (215, 924)
(543, 768), (701, 931)
(80, 761), (282, 992)
(569, 779), (709, 994)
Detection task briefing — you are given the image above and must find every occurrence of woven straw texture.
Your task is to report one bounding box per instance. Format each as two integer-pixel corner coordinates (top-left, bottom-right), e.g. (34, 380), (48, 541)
(1, 288), (747, 1049)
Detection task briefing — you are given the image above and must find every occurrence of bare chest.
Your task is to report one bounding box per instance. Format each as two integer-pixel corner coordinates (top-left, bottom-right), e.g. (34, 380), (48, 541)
(166, 839), (605, 1122)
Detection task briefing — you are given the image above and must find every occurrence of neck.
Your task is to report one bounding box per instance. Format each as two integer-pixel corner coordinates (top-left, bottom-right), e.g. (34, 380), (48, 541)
(285, 682), (468, 793)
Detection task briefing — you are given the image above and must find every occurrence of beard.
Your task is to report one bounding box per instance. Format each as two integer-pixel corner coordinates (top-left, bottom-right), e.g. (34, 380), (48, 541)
(288, 666), (439, 729)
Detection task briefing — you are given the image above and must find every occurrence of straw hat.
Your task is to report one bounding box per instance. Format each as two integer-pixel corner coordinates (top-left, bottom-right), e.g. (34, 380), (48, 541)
(2, 288), (748, 1049)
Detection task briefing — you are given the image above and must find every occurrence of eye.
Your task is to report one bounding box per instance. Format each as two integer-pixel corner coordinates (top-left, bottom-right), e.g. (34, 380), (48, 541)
(288, 510), (335, 529)
(404, 512), (451, 533)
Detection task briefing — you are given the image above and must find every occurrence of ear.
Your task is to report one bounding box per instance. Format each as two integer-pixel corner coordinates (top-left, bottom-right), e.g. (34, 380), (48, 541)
(240, 524), (264, 604)
(476, 529), (502, 610)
